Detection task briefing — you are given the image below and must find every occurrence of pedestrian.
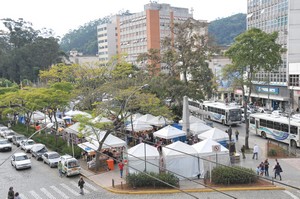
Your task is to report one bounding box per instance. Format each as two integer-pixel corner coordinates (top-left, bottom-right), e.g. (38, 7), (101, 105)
(256, 166), (261, 175)
(264, 159), (270, 177)
(8, 187), (14, 199)
(241, 145), (246, 159)
(274, 162), (282, 180)
(118, 161), (125, 178)
(259, 162), (265, 176)
(14, 192), (21, 199)
(235, 129), (239, 141)
(252, 144), (259, 160)
(228, 126), (232, 141)
(58, 160), (63, 177)
(78, 177), (85, 195)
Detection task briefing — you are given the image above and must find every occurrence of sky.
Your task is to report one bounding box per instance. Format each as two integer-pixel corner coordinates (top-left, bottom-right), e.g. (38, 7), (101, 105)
(0, 0), (247, 37)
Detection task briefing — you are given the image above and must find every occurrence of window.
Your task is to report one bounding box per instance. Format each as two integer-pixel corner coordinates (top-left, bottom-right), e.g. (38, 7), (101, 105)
(281, 124), (288, 132)
(260, 119), (267, 127)
(267, 120), (273, 129)
(290, 126), (298, 135)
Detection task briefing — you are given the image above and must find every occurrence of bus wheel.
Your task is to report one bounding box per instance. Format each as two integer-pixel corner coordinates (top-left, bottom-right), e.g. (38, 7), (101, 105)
(261, 132), (267, 139)
(291, 140), (297, 148)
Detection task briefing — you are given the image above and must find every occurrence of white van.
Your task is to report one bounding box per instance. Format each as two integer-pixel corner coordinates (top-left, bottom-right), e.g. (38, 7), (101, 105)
(60, 155), (81, 176)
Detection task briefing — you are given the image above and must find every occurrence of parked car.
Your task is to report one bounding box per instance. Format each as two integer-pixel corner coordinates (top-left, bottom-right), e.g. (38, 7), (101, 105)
(0, 139), (12, 152)
(42, 151), (61, 167)
(11, 152), (31, 170)
(4, 131), (16, 142)
(20, 139), (36, 153)
(0, 127), (9, 137)
(30, 144), (48, 160)
(12, 135), (27, 147)
(61, 154), (81, 176)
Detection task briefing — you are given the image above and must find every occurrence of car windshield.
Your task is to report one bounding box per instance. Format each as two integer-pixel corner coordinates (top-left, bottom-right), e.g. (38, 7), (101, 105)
(67, 160), (79, 168)
(17, 136), (26, 141)
(39, 148), (47, 153)
(49, 153), (60, 159)
(15, 155), (28, 161)
(26, 141), (35, 145)
(0, 140), (9, 144)
(7, 132), (15, 136)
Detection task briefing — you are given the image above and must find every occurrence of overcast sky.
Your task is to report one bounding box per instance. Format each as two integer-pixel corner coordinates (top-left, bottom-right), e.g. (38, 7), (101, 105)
(0, 0), (247, 37)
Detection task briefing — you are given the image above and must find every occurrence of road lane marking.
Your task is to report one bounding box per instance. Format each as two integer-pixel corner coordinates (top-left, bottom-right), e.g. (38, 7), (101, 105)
(29, 190), (43, 199)
(84, 181), (98, 191)
(50, 185), (69, 199)
(19, 194), (29, 199)
(284, 190), (300, 199)
(70, 181), (90, 194)
(40, 187), (56, 199)
(60, 183), (80, 196)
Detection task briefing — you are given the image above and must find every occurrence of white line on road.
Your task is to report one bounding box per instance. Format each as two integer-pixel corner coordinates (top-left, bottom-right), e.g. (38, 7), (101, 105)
(29, 190), (43, 199)
(50, 185), (69, 199)
(70, 181), (90, 194)
(19, 194), (29, 199)
(40, 187), (56, 199)
(60, 183), (80, 196)
(84, 181), (98, 191)
(284, 190), (300, 199)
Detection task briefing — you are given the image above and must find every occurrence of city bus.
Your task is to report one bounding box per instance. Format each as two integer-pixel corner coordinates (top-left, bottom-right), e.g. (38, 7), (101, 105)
(188, 100), (242, 126)
(249, 113), (300, 148)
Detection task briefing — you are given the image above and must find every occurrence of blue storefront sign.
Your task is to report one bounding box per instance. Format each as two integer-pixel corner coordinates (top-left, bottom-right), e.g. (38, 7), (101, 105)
(256, 86), (279, 95)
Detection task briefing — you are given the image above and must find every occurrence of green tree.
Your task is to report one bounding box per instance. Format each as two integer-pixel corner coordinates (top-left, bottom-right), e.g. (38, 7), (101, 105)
(223, 28), (285, 149)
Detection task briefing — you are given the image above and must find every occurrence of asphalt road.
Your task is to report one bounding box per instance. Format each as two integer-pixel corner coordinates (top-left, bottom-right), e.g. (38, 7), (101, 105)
(1, 122), (300, 199)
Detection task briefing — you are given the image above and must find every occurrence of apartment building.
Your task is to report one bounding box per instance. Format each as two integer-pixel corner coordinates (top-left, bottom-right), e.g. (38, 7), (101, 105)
(97, 2), (198, 70)
(247, 0), (300, 110)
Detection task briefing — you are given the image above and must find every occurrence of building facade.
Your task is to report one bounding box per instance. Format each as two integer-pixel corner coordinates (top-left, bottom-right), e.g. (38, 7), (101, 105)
(247, 0), (300, 110)
(97, 2), (199, 70)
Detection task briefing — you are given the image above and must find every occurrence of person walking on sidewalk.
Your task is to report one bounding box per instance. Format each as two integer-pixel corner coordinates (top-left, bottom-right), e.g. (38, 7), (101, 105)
(58, 161), (63, 177)
(264, 159), (270, 177)
(118, 161), (125, 178)
(14, 192), (21, 199)
(252, 144), (259, 160)
(235, 129), (239, 141)
(241, 145), (246, 159)
(78, 177), (85, 195)
(274, 162), (283, 180)
(228, 126), (232, 141)
(8, 187), (14, 199)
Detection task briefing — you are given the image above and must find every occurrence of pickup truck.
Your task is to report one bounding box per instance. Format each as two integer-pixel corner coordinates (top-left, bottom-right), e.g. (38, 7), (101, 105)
(60, 154), (81, 176)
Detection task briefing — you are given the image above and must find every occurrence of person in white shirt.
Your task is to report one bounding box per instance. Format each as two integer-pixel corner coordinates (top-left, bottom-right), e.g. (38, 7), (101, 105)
(252, 144), (259, 160)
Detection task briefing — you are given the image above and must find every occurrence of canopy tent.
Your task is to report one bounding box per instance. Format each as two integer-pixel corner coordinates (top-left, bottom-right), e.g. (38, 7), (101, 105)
(192, 138), (230, 175)
(91, 116), (112, 124)
(162, 141), (201, 179)
(65, 110), (92, 118)
(64, 122), (96, 136)
(125, 120), (153, 132)
(190, 122), (212, 135)
(153, 125), (186, 139)
(128, 143), (160, 174)
(179, 115), (206, 125)
(31, 111), (46, 121)
(78, 131), (127, 150)
(147, 116), (172, 127)
(197, 128), (229, 142)
(41, 116), (64, 124)
(135, 114), (156, 123)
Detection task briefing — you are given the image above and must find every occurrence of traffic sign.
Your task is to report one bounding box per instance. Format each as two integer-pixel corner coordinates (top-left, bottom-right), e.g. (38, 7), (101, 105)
(212, 144), (221, 152)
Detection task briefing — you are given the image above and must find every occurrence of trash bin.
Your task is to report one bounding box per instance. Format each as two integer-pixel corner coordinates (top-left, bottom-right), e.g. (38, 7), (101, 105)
(107, 159), (114, 170)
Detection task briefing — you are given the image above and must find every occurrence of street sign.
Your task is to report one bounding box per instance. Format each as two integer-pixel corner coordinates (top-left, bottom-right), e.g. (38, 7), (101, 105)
(212, 144), (221, 152)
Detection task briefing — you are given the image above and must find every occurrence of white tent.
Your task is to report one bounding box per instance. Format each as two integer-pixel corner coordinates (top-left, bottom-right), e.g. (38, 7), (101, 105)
(64, 122), (96, 136)
(153, 125), (186, 139)
(128, 143), (160, 174)
(192, 138), (230, 174)
(31, 111), (46, 121)
(162, 141), (201, 179)
(125, 120), (153, 132)
(190, 123), (212, 135)
(135, 114), (156, 123)
(65, 110), (92, 118)
(78, 131), (127, 150)
(147, 116), (172, 127)
(91, 116), (112, 124)
(198, 128), (229, 142)
(179, 115), (206, 124)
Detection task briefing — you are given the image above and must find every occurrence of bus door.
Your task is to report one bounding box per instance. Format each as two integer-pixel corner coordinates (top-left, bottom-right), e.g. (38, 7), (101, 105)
(255, 119), (259, 135)
(225, 112), (228, 124)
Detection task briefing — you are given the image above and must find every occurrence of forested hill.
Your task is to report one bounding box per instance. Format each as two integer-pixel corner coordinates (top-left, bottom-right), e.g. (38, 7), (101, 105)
(208, 13), (247, 46)
(60, 13), (246, 55)
(59, 17), (110, 56)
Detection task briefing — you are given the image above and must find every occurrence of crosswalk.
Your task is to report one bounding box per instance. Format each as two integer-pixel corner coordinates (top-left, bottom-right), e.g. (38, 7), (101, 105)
(18, 181), (99, 199)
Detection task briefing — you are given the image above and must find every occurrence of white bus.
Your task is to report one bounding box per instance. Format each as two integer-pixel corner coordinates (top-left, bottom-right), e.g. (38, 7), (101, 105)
(249, 113), (300, 148)
(188, 100), (242, 125)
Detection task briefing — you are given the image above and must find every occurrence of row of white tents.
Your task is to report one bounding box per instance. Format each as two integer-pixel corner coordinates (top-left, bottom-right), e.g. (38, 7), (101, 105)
(128, 139), (229, 179)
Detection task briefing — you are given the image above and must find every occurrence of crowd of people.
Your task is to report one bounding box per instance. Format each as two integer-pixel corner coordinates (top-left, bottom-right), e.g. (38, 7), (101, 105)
(255, 159), (283, 180)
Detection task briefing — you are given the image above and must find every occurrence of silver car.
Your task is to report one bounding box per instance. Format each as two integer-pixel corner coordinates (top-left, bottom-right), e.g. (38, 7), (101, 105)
(12, 135), (27, 147)
(20, 139), (36, 153)
(0, 139), (12, 152)
(11, 152), (31, 170)
(42, 151), (61, 167)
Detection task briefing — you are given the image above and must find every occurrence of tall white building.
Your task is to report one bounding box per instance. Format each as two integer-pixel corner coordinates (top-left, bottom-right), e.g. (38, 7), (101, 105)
(247, 0), (300, 110)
